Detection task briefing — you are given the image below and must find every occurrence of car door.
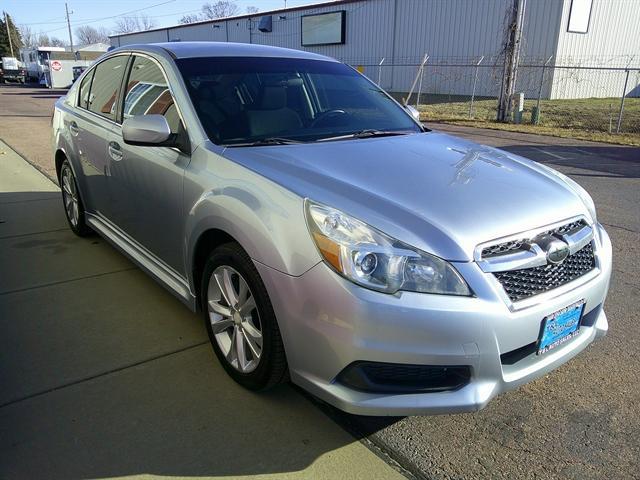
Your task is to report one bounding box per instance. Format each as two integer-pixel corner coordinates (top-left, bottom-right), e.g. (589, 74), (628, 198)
(107, 54), (190, 274)
(70, 54), (129, 218)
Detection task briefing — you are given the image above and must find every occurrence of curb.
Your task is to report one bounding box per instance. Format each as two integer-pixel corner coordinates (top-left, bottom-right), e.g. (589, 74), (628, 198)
(0, 137), (59, 187)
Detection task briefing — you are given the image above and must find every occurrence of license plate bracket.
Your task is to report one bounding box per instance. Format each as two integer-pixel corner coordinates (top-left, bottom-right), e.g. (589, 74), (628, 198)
(537, 300), (585, 355)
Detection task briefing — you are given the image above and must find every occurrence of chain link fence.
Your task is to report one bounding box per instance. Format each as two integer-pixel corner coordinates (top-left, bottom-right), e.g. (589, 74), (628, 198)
(349, 56), (640, 145)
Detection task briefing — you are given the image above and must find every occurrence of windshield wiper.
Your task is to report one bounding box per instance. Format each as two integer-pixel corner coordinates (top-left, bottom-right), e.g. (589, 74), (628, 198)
(224, 137), (304, 147)
(316, 129), (414, 142)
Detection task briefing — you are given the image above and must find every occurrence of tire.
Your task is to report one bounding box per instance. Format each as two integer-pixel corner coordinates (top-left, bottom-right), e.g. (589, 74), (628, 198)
(201, 242), (288, 390)
(60, 159), (92, 237)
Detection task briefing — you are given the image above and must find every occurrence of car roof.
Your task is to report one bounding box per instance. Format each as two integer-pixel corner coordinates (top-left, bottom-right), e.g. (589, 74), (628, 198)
(114, 42), (338, 62)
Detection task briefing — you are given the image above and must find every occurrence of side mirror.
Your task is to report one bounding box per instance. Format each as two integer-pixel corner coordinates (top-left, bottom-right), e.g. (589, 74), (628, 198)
(405, 105), (421, 122)
(122, 114), (173, 147)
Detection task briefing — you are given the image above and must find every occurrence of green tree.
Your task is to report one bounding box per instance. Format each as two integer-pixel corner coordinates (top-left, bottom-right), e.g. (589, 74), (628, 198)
(0, 12), (23, 57)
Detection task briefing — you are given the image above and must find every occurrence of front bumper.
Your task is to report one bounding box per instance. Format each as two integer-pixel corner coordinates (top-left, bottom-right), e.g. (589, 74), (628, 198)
(256, 224), (612, 416)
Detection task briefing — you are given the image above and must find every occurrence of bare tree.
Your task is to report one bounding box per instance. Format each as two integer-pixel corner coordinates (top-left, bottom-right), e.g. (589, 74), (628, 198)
(180, 1), (240, 24)
(49, 37), (66, 47)
(246, 6), (259, 14)
(18, 26), (66, 48)
(113, 14), (157, 34)
(19, 25), (38, 48)
(75, 25), (110, 45)
(202, 1), (239, 19)
(137, 14), (157, 31)
(31, 32), (66, 47)
(37, 32), (51, 46)
(179, 14), (201, 24)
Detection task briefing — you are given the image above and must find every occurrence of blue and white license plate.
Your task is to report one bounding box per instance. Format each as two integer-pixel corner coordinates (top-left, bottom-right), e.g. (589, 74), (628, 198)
(537, 300), (585, 355)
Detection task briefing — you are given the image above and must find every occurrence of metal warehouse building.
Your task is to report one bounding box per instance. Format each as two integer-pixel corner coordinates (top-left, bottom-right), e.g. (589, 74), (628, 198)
(109, 0), (640, 100)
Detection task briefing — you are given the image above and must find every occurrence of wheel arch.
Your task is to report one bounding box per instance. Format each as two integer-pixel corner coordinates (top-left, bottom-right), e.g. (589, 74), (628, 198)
(54, 148), (68, 184)
(191, 228), (239, 311)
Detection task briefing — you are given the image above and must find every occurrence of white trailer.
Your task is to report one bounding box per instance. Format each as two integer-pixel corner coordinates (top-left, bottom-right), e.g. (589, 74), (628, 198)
(48, 59), (93, 88)
(20, 46), (66, 85)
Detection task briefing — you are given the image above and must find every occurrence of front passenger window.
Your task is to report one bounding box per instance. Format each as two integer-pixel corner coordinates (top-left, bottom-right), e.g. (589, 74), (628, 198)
(123, 56), (183, 135)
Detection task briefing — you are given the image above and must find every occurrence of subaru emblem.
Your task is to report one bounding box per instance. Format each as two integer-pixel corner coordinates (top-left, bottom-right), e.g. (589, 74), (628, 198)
(534, 234), (570, 264)
(546, 239), (570, 264)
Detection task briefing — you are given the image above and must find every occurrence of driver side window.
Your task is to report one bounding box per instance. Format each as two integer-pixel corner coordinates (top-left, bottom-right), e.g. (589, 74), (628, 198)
(122, 56), (183, 135)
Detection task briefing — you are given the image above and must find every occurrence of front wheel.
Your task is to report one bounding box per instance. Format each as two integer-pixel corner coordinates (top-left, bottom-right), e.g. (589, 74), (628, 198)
(201, 242), (288, 390)
(60, 159), (92, 236)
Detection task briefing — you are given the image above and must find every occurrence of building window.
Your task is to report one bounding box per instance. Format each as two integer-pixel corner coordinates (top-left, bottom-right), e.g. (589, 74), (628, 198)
(567, 0), (593, 33)
(301, 11), (346, 46)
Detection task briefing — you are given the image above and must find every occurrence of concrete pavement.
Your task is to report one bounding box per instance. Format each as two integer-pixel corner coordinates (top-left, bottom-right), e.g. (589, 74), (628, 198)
(0, 140), (406, 479)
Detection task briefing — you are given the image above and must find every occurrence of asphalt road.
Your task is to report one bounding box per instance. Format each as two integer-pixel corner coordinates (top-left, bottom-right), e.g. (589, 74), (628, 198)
(1, 84), (639, 479)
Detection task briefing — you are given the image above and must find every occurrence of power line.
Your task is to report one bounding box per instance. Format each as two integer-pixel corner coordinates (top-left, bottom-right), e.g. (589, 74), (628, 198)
(19, 0), (177, 27)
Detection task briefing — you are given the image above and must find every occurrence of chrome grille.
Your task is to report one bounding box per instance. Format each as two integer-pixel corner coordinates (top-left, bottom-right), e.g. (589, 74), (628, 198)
(481, 220), (587, 259)
(481, 239), (525, 257)
(545, 219), (586, 237)
(493, 243), (595, 302)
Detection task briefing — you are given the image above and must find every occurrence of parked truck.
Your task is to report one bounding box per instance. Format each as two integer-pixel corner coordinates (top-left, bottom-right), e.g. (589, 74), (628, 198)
(1, 57), (27, 84)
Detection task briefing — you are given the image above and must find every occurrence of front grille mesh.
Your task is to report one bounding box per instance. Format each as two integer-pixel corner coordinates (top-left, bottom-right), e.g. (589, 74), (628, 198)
(481, 239), (525, 257)
(481, 220), (588, 259)
(545, 219), (586, 236)
(493, 243), (595, 302)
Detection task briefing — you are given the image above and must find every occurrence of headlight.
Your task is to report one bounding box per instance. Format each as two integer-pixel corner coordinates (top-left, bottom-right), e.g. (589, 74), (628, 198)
(305, 201), (472, 296)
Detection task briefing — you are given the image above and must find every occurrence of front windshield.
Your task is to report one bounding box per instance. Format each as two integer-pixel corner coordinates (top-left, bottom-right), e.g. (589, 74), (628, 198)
(176, 56), (422, 145)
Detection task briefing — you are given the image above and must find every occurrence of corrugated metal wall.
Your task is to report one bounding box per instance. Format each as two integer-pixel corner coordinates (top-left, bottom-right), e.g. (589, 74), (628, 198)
(550, 0), (640, 99)
(110, 0), (638, 99)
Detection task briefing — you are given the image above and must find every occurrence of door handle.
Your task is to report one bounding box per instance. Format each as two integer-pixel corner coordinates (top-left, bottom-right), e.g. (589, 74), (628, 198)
(108, 141), (124, 161)
(69, 121), (79, 136)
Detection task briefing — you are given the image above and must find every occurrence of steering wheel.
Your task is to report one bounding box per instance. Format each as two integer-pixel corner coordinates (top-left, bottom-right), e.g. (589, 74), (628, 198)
(310, 109), (349, 128)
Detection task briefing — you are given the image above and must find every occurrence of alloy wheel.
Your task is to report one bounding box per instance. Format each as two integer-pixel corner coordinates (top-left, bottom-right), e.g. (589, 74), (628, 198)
(61, 165), (79, 227)
(207, 265), (263, 373)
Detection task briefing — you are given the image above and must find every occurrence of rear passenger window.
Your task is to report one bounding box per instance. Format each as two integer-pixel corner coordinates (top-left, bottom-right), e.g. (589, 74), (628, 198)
(87, 55), (129, 121)
(78, 69), (94, 109)
(123, 56), (182, 134)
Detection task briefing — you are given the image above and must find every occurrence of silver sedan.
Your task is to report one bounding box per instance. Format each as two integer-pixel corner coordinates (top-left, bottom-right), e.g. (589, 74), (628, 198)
(52, 42), (611, 415)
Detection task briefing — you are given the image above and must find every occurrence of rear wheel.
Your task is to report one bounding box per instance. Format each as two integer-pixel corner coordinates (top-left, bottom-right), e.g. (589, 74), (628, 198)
(201, 242), (288, 390)
(60, 159), (92, 236)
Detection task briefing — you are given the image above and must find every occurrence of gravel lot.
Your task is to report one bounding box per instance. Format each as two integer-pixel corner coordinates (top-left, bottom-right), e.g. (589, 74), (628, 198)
(1, 84), (639, 479)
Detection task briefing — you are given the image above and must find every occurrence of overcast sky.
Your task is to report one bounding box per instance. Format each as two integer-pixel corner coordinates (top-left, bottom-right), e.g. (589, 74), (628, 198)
(4, 0), (325, 40)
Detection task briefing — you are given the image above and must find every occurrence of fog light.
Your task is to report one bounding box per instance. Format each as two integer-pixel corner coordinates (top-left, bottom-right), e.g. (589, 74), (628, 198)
(336, 361), (471, 394)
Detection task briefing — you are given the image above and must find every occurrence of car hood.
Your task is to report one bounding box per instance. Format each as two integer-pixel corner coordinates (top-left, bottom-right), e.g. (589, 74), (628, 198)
(219, 132), (589, 261)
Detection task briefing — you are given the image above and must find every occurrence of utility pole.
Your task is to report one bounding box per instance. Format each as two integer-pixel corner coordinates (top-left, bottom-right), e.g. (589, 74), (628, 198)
(65, 3), (75, 57)
(4, 11), (15, 57)
(497, 0), (526, 122)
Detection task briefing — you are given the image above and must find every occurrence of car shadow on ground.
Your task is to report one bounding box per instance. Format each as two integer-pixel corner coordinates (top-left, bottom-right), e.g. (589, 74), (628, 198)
(0, 190), (401, 479)
(500, 144), (640, 179)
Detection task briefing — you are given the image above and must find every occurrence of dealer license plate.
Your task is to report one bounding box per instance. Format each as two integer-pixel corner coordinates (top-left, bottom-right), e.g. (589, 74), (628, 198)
(537, 300), (585, 355)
